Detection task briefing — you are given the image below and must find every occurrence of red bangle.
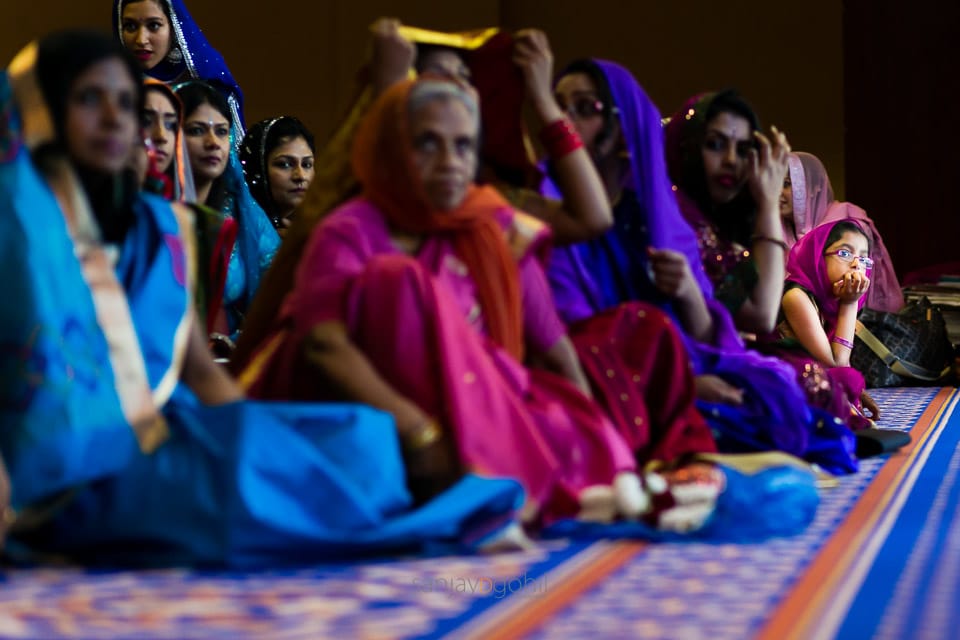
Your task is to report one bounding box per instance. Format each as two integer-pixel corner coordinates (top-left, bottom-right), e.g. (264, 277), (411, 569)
(539, 118), (584, 158)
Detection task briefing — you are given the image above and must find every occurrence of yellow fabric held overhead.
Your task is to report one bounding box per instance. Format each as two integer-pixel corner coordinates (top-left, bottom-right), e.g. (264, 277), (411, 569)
(396, 26), (500, 50)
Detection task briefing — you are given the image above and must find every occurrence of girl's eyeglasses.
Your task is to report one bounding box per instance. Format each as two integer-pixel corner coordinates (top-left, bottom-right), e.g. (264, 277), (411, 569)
(824, 248), (874, 270)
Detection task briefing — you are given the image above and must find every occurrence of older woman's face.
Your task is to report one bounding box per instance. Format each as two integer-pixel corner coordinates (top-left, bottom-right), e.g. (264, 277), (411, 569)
(700, 111), (753, 205)
(408, 96), (478, 211)
(64, 57), (139, 175)
(121, 0), (172, 71)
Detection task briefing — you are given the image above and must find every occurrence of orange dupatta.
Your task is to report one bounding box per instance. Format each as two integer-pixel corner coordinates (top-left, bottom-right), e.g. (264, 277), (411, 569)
(351, 78), (525, 360)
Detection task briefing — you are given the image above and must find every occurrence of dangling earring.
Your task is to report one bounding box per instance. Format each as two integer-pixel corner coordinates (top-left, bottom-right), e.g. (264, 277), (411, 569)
(166, 45), (183, 64)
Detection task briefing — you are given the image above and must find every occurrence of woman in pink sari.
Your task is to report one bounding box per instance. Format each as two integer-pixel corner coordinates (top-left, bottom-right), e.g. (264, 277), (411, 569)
(244, 76), (723, 530)
(780, 152), (902, 312)
(760, 219), (878, 429)
(782, 152), (835, 251)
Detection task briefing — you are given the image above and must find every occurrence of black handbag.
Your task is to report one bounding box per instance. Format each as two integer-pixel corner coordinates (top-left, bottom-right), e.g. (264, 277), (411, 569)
(851, 296), (954, 388)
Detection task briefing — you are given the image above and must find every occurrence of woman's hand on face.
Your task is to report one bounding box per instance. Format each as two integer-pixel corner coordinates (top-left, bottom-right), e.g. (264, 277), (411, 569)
(511, 29), (557, 113)
(648, 248), (699, 303)
(370, 17), (416, 94)
(747, 125), (791, 214)
(832, 271), (871, 304)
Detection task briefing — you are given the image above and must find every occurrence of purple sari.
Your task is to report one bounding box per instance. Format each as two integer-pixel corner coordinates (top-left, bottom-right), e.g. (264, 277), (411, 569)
(546, 60), (857, 473)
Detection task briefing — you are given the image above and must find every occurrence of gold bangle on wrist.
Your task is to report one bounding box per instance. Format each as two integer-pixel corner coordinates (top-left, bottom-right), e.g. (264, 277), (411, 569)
(402, 419), (443, 452)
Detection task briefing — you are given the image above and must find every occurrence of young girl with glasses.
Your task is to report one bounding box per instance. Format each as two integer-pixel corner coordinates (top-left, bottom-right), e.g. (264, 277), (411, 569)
(761, 219), (880, 428)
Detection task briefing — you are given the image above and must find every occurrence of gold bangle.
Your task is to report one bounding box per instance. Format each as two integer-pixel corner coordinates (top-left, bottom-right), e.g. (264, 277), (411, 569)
(402, 419), (443, 452)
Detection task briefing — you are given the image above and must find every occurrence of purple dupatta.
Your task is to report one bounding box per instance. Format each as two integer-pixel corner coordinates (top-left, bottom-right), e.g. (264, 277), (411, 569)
(543, 60), (857, 473)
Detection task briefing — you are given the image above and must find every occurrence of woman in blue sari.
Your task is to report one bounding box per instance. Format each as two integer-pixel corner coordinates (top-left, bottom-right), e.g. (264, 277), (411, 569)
(114, 0), (246, 141)
(544, 59), (857, 474)
(0, 30), (523, 567)
(174, 80), (280, 340)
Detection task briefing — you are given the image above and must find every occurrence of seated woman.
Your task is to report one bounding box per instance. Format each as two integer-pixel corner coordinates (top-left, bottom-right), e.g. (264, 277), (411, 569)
(410, 27), (614, 246)
(818, 203), (903, 313)
(240, 116), (316, 236)
(141, 79), (236, 338)
(781, 151), (903, 313)
(233, 21), (615, 371)
(114, 0), (247, 140)
(664, 90), (791, 335)
(142, 79), (195, 200)
(762, 219), (879, 428)
(782, 151), (834, 251)
(0, 30), (521, 565)
(244, 75), (729, 531)
(175, 80), (279, 338)
(232, 19), (411, 368)
(546, 59), (856, 473)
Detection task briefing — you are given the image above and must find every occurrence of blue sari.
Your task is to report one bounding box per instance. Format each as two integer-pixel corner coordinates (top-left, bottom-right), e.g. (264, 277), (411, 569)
(0, 72), (522, 567)
(113, 0), (246, 140)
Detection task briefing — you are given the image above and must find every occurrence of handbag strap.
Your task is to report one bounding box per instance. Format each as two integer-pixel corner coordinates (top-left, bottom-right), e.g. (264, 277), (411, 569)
(855, 320), (951, 381)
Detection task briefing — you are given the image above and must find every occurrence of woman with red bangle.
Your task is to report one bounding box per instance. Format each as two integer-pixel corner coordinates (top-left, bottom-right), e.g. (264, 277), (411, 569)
(243, 76), (737, 534)
(544, 59), (858, 472)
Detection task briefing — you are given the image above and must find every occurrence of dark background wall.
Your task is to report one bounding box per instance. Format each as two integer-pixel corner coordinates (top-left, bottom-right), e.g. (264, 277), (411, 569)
(4, 0), (955, 275)
(843, 0), (960, 277)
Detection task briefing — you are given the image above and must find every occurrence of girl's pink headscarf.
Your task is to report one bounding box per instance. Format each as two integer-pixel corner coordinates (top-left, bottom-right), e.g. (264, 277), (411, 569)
(817, 203), (904, 313)
(785, 218), (869, 338)
(785, 152), (834, 248)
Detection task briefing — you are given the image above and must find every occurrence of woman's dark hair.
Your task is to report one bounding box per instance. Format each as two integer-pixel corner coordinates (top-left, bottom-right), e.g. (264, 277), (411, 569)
(825, 220), (871, 253)
(174, 80), (231, 209)
(240, 116), (315, 219)
(120, 0), (173, 22)
(705, 90), (761, 133)
(175, 80), (230, 124)
(265, 117), (315, 157)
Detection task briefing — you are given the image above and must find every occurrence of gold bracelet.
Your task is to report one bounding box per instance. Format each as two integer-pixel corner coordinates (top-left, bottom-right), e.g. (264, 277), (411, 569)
(402, 419), (443, 452)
